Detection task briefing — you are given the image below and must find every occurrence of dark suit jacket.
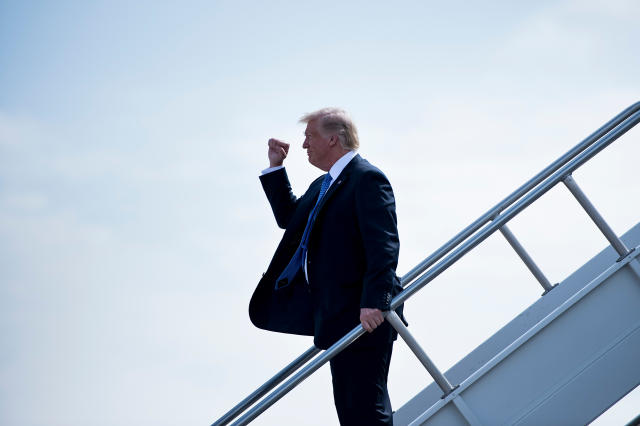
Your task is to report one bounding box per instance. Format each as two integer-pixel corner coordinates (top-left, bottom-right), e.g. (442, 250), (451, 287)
(249, 154), (403, 350)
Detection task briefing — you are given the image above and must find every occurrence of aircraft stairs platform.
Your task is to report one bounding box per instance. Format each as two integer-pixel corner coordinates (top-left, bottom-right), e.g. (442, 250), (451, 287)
(213, 101), (640, 426)
(393, 223), (640, 425)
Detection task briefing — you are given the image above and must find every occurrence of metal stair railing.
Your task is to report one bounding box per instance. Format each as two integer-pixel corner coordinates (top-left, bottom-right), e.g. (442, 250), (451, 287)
(212, 101), (640, 426)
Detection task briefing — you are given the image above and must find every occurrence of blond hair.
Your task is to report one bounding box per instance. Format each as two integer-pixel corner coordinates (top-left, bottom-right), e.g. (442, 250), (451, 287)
(299, 107), (359, 150)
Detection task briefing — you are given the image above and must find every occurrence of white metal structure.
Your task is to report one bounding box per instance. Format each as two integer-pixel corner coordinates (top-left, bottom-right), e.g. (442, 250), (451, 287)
(394, 224), (640, 425)
(212, 102), (640, 426)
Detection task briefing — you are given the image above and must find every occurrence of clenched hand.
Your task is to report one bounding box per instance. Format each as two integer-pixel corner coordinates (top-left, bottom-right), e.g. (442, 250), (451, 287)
(268, 138), (290, 168)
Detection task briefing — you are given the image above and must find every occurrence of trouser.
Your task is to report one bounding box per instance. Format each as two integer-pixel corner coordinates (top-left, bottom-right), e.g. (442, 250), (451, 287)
(329, 341), (394, 426)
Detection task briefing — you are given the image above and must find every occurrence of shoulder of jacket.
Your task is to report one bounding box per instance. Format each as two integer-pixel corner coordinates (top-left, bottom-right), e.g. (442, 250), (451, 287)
(352, 159), (388, 182)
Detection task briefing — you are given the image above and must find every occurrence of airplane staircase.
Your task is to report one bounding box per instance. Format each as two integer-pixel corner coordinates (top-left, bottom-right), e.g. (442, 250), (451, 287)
(212, 101), (640, 425)
(393, 223), (640, 425)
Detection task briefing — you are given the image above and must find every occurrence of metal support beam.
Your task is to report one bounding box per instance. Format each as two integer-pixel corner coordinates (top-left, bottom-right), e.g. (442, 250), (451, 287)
(563, 174), (630, 258)
(499, 224), (556, 294)
(626, 257), (640, 282)
(385, 311), (456, 396)
(451, 395), (484, 426)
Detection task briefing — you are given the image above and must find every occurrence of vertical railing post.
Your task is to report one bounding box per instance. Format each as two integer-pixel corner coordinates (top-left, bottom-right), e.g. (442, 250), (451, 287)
(498, 223), (556, 294)
(385, 311), (457, 396)
(562, 175), (631, 258)
(562, 175), (640, 281)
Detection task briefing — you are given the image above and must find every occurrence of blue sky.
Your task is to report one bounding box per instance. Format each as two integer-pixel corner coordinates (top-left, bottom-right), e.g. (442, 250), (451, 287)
(1, 1), (639, 425)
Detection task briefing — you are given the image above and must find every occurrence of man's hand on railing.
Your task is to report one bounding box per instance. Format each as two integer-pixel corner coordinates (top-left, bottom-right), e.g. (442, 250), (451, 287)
(360, 308), (384, 332)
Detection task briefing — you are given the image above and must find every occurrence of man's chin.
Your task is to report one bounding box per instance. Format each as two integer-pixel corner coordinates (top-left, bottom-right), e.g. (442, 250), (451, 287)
(308, 158), (323, 170)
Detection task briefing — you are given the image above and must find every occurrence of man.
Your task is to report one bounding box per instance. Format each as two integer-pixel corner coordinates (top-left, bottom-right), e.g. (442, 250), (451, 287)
(249, 108), (403, 425)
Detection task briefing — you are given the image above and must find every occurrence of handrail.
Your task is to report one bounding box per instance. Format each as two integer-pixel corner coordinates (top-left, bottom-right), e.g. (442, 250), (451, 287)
(392, 109), (640, 309)
(212, 347), (320, 426)
(399, 100), (640, 284)
(212, 101), (640, 425)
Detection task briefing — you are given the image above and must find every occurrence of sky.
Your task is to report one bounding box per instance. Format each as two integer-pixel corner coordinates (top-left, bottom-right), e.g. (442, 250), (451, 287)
(1, 0), (639, 425)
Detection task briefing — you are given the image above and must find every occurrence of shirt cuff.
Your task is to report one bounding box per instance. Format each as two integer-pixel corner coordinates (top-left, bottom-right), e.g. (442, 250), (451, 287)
(261, 165), (284, 175)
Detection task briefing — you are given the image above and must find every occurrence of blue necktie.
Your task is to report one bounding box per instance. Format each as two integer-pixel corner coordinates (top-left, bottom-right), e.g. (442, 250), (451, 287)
(276, 173), (333, 289)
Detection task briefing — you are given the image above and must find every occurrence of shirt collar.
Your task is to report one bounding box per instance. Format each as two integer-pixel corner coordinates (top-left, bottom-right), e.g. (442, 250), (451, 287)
(328, 150), (357, 183)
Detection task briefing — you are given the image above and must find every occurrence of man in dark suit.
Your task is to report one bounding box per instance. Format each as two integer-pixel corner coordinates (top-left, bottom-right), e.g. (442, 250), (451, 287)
(249, 108), (403, 425)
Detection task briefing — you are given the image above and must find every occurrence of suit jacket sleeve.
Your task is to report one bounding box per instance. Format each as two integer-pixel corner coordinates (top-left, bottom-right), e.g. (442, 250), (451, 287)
(259, 168), (299, 229)
(355, 170), (400, 311)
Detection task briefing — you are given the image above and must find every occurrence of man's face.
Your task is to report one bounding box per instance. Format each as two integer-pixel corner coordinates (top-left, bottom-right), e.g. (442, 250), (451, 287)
(302, 119), (332, 171)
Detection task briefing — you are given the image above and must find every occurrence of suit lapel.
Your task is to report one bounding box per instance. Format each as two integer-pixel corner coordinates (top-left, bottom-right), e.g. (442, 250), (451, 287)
(314, 154), (361, 214)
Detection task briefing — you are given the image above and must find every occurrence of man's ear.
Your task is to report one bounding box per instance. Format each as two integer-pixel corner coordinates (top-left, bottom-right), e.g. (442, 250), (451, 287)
(328, 134), (338, 147)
